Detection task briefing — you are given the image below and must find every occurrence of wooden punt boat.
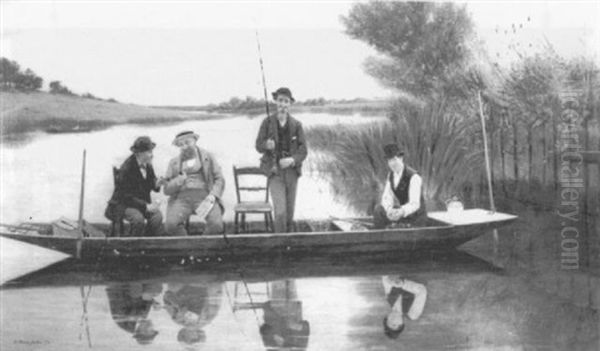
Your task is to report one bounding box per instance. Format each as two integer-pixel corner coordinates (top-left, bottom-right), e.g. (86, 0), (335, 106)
(0, 209), (517, 261)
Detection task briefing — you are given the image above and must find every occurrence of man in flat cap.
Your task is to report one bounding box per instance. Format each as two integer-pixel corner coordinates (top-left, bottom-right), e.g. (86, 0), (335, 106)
(105, 136), (166, 237)
(255, 87), (308, 233)
(373, 143), (427, 228)
(163, 131), (225, 236)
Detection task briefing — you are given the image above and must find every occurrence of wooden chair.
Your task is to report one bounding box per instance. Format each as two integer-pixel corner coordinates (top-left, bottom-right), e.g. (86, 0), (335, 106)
(232, 166), (274, 233)
(110, 167), (126, 236)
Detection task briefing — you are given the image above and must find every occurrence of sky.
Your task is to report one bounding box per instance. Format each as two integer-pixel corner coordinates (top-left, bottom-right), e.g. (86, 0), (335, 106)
(1, 1), (599, 106)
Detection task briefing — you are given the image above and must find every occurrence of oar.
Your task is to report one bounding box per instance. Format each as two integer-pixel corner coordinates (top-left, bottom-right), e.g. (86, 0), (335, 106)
(76, 149), (87, 259)
(477, 91), (499, 251)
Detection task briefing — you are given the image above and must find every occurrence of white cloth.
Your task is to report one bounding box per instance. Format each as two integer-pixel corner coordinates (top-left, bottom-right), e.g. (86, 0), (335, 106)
(381, 167), (422, 219)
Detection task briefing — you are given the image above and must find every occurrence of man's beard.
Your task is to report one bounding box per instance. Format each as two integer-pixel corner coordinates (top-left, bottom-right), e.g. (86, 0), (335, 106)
(180, 147), (196, 160)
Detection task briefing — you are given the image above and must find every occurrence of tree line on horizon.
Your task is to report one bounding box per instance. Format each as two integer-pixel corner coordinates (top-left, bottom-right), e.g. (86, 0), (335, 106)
(0, 57), (118, 102)
(200, 95), (375, 113)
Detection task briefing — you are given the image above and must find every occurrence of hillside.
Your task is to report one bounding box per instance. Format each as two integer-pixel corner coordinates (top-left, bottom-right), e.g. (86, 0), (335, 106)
(0, 92), (220, 135)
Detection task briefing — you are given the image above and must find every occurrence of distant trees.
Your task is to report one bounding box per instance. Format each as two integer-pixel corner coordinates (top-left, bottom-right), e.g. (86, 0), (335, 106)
(49, 80), (74, 95)
(0, 58), (43, 91)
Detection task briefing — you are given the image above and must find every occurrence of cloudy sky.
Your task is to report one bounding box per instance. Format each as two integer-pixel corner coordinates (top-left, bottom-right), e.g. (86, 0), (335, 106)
(2, 1), (599, 105)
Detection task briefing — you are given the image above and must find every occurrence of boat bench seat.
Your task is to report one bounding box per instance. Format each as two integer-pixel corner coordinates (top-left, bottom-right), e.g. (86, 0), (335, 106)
(233, 202), (273, 213)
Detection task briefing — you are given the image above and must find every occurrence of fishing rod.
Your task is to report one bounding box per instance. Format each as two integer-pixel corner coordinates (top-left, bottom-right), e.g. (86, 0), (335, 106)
(214, 27), (277, 334)
(255, 28), (271, 118)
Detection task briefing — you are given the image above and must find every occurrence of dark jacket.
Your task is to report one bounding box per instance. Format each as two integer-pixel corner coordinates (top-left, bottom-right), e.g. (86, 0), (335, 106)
(255, 114), (307, 177)
(105, 154), (159, 221)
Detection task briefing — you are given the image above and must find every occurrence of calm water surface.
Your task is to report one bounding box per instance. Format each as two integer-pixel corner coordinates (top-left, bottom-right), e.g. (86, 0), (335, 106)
(2, 252), (597, 351)
(1, 114), (598, 350)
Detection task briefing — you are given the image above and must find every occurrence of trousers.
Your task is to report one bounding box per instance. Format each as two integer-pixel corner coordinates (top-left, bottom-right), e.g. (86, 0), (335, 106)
(165, 189), (223, 236)
(123, 207), (165, 237)
(269, 168), (298, 233)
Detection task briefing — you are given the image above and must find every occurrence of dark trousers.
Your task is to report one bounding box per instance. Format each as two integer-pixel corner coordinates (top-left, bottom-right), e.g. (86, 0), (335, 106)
(269, 168), (298, 233)
(123, 207), (165, 237)
(373, 204), (428, 229)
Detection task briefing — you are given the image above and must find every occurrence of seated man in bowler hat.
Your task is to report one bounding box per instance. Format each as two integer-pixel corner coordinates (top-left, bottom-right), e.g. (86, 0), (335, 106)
(255, 87), (308, 233)
(163, 130), (225, 235)
(105, 136), (166, 237)
(373, 143), (427, 228)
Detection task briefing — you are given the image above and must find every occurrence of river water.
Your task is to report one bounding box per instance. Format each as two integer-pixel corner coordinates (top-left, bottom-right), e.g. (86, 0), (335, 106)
(1, 113), (599, 350)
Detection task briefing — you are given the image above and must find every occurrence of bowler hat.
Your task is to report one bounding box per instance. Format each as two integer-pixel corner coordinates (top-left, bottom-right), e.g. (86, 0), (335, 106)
(272, 87), (295, 102)
(130, 136), (156, 153)
(383, 143), (404, 159)
(172, 130), (199, 146)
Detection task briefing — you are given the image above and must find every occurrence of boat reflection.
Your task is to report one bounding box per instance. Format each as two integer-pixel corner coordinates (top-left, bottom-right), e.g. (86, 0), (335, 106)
(1, 251), (508, 350)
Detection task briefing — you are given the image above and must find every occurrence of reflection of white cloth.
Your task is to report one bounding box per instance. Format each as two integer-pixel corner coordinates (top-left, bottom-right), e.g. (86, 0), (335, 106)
(381, 167), (422, 219)
(382, 276), (427, 320)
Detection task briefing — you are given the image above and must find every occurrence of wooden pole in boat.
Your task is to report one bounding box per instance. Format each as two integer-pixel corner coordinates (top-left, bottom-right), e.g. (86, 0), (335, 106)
(477, 91), (499, 247)
(76, 149), (87, 259)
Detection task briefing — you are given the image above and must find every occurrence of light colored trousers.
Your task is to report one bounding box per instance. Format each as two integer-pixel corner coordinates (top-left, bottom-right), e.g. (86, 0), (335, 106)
(269, 168), (298, 233)
(165, 189), (223, 236)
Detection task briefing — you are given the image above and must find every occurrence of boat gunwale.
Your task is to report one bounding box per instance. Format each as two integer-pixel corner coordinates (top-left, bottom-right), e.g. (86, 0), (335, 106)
(0, 215), (518, 242)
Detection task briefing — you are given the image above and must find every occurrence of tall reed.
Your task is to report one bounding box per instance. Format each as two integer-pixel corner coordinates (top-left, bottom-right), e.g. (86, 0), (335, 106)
(306, 98), (483, 213)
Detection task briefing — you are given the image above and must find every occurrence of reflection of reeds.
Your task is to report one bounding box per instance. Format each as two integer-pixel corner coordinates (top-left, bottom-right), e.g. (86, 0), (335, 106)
(306, 99), (482, 213)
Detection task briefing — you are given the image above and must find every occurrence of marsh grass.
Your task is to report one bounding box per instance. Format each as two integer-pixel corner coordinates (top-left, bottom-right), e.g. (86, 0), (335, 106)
(306, 98), (483, 214)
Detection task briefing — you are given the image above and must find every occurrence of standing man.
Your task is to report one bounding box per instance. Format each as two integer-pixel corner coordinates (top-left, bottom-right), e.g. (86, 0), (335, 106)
(255, 87), (308, 233)
(105, 136), (165, 237)
(373, 143), (427, 229)
(164, 131), (225, 236)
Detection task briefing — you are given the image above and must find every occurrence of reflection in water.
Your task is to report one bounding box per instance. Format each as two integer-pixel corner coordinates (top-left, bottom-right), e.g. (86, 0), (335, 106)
(1, 253), (598, 350)
(106, 283), (162, 345)
(260, 280), (310, 350)
(381, 276), (427, 339)
(163, 281), (223, 347)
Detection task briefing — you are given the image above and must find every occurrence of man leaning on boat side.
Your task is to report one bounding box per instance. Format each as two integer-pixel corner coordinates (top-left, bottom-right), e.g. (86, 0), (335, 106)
(373, 144), (427, 229)
(163, 131), (225, 236)
(105, 136), (166, 237)
(255, 87), (308, 233)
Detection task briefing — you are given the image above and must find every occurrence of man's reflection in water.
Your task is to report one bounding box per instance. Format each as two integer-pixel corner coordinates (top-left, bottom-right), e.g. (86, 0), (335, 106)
(381, 276), (427, 339)
(105, 283), (162, 345)
(259, 280), (310, 350)
(163, 282), (223, 347)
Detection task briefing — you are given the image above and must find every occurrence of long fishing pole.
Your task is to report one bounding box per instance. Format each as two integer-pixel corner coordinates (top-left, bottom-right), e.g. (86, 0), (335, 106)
(255, 28), (271, 118)
(76, 149), (87, 259)
(477, 90), (499, 248)
(213, 26), (275, 331)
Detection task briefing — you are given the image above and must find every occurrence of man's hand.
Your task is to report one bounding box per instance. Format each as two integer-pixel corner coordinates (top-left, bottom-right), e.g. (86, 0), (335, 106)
(265, 139), (275, 150)
(387, 208), (404, 221)
(173, 173), (187, 186)
(147, 202), (160, 213)
(156, 177), (167, 188)
(278, 157), (295, 169)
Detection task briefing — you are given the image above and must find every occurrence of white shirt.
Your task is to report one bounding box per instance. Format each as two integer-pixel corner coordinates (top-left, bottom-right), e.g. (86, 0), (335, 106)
(381, 167), (422, 219)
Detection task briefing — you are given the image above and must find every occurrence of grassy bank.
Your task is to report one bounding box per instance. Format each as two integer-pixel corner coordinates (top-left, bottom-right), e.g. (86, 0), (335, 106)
(0, 91), (224, 135)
